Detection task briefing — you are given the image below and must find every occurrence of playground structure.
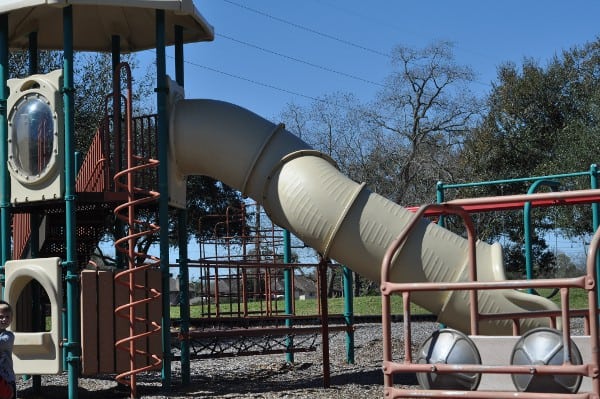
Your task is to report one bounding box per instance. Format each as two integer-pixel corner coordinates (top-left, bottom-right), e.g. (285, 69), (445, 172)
(173, 201), (355, 387)
(0, 1), (599, 399)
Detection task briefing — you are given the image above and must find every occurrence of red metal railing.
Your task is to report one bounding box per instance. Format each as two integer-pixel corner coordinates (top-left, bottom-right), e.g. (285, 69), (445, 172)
(75, 119), (109, 193)
(75, 113), (157, 194)
(12, 214), (30, 260)
(381, 190), (600, 398)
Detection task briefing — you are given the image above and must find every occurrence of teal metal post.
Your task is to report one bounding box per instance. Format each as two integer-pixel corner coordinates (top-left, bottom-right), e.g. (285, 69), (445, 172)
(174, 24), (191, 386)
(0, 14), (9, 292)
(62, 6), (80, 399)
(155, 9), (172, 388)
(283, 229), (294, 363)
(590, 164), (600, 304)
(111, 35), (125, 270)
(439, 170), (593, 193)
(436, 181), (445, 227)
(27, 31), (42, 393)
(177, 213), (189, 384)
(175, 26), (184, 82)
(342, 266), (354, 364)
(111, 35), (120, 76)
(29, 211), (42, 393)
(524, 180), (559, 293)
(28, 31), (38, 73)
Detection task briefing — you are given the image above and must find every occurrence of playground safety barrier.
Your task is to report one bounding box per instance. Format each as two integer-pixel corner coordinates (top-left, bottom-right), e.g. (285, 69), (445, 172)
(381, 194), (600, 398)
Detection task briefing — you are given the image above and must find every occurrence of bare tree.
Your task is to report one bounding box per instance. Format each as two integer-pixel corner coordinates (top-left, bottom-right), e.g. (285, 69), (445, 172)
(278, 41), (482, 295)
(365, 41), (482, 205)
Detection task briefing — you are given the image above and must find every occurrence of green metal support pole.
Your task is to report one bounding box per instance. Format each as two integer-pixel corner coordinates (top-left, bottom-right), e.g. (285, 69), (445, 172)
(524, 180), (559, 293)
(436, 182), (448, 329)
(63, 6), (80, 399)
(283, 229), (293, 363)
(175, 26), (184, 86)
(342, 266), (354, 364)
(177, 213), (190, 384)
(28, 31), (38, 74)
(0, 14), (9, 294)
(111, 35), (125, 271)
(441, 170), (593, 191)
(27, 31), (42, 393)
(28, 212), (41, 392)
(155, 9), (172, 389)
(111, 35), (122, 176)
(591, 164), (599, 229)
(174, 24), (190, 386)
(436, 181), (445, 227)
(111, 35), (120, 74)
(590, 164), (600, 304)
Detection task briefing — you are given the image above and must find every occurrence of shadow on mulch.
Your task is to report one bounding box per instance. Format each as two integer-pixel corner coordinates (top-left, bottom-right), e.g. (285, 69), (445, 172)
(17, 385), (130, 399)
(15, 368), (419, 398)
(160, 368), (418, 398)
(331, 370), (418, 386)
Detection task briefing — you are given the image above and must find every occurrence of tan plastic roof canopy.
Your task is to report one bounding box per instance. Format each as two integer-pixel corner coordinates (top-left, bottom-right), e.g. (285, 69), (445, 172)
(0, 0), (214, 52)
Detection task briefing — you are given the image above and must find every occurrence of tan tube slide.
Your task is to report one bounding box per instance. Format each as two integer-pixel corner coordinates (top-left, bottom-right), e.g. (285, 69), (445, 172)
(169, 99), (558, 335)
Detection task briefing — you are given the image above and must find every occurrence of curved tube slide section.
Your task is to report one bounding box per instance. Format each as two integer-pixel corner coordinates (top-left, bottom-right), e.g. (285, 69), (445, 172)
(170, 99), (557, 335)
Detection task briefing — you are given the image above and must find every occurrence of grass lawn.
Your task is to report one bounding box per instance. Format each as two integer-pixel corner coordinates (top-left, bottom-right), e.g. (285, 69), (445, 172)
(171, 288), (592, 320)
(549, 287), (588, 309)
(171, 295), (428, 319)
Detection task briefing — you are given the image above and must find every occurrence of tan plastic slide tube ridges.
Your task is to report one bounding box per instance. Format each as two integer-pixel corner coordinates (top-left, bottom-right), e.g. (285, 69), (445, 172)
(169, 99), (557, 335)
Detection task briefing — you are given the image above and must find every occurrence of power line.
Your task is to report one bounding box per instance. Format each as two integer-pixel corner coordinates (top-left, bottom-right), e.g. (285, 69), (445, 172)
(308, 0), (492, 89)
(180, 57), (328, 104)
(216, 33), (385, 88)
(176, 56), (367, 114)
(179, 3), (491, 109)
(221, 0), (391, 59)
(220, 0), (491, 90)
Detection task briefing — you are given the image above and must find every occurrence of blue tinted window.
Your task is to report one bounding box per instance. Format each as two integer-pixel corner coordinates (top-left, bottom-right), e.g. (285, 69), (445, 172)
(11, 96), (54, 176)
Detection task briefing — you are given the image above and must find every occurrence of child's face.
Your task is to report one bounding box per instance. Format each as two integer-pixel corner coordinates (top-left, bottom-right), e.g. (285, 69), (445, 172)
(0, 306), (12, 330)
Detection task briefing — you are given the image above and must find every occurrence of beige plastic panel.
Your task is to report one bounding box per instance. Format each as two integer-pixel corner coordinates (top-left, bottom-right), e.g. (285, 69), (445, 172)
(166, 76), (187, 209)
(5, 257), (62, 374)
(7, 69), (64, 204)
(169, 99), (558, 335)
(0, 1), (214, 52)
(0, 0), (202, 12)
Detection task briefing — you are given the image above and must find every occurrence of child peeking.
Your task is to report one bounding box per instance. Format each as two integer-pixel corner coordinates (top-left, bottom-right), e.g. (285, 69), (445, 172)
(0, 301), (14, 399)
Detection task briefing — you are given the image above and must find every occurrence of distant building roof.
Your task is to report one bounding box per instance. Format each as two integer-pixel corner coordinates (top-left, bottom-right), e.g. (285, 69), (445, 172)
(293, 274), (317, 294)
(0, 0), (214, 52)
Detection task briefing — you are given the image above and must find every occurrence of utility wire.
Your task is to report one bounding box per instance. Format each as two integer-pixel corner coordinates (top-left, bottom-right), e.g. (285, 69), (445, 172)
(216, 33), (385, 88)
(180, 3), (491, 108)
(176, 56), (366, 113)
(181, 57), (330, 104)
(221, 0), (491, 90)
(221, 0), (391, 59)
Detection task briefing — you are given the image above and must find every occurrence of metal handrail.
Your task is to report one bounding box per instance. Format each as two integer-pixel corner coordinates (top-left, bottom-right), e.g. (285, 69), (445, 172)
(380, 190), (600, 398)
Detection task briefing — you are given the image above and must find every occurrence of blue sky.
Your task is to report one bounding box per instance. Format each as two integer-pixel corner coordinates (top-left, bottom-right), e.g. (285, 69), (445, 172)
(135, 0), (600, 263)
(140, 0), (600, 121)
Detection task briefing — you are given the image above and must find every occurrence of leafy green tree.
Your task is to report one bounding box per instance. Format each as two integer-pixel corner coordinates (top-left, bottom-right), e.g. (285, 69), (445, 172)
(554, 252), (582, 278)
(459, 38), (600, 277)
(9, 50), (62, 77)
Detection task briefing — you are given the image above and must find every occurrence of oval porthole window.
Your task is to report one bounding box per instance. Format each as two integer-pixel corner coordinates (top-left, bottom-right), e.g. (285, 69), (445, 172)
(9, 93), (56, 183)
